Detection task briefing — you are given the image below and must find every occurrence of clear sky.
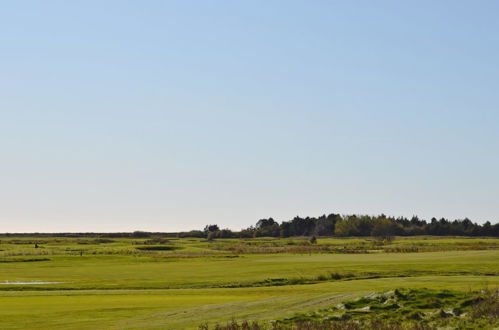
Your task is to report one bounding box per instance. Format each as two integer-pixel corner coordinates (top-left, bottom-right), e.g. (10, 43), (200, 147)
(1, 1), (498, 232)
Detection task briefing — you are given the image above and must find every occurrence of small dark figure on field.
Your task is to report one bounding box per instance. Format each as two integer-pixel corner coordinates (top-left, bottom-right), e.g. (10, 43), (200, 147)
(310, 235), (317, 244)
(34, 243), (38, 248)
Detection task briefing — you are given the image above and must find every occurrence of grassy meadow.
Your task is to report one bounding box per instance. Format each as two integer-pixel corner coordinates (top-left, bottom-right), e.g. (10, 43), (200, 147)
(0, 236), (498, 329)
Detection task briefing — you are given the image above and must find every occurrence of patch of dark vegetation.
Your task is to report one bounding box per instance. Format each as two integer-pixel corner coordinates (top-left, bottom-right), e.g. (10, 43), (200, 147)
(210, 270), (497, 289)
(199, 288), (499, 329)
(460, 296), (484, 307)
(2, 240), (47, 245)
(278, 288), (498, 329)
(218, 272), (357, 288)
(135, 245), (182, 251)
(0, 258), (51, 263)
(256, 278), (290, 286)
(76, 238), (115, 244)
(318, 271), (355, 281)
(141, 238), (171, 245)
(210, 243), (372, 255)
(382, 245), (498, 253)
(200, 319), (433, 330)
(205, 237), (499, 255)
(218, 277), (307, 288)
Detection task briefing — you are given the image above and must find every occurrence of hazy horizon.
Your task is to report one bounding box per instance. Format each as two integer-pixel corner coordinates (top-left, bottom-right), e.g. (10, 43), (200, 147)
(1, 1), (498, 232)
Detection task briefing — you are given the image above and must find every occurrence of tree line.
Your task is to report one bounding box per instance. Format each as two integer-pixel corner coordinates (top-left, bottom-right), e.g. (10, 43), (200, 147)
(2, 214), (497, 238)
(178, 214), (499, 239)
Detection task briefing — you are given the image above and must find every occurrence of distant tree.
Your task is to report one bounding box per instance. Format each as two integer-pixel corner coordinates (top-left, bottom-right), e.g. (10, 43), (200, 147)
(491, 223), (499, 237)
(204, 224), (220, 233)
(255, 224), (280, 238)
(335, 216), (360, 236)
(255, 218), (277, 229)
(288, 216), (316, 236)
(279, 222), (292, 238)
(314, 214), (338, 236)
(356, 216), (374, 236)
(371, 218), (399, 242)
(218, 229), (234, 238)
(482, 221), (492, 236)
(239, 227), (256, 238)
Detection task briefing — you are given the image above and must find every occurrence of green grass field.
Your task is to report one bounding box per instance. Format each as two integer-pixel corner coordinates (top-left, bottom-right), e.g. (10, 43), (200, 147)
(0, 236), (498, 329)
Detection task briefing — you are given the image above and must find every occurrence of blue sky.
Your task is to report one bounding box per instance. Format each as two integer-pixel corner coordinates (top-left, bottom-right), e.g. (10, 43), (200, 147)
(1, 1), (498, 232)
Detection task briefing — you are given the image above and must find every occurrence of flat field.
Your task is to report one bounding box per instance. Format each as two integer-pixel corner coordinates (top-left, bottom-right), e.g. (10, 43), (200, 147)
(0, 236), (497, 329)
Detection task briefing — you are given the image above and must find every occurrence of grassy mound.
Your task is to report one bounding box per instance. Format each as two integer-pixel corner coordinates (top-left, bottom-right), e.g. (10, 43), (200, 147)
(202, 288), (499, 329)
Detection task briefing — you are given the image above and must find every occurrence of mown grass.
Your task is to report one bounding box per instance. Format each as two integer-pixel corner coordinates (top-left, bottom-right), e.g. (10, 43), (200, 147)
(0, 250), (497, 290)
(0, 236), (497, 329)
